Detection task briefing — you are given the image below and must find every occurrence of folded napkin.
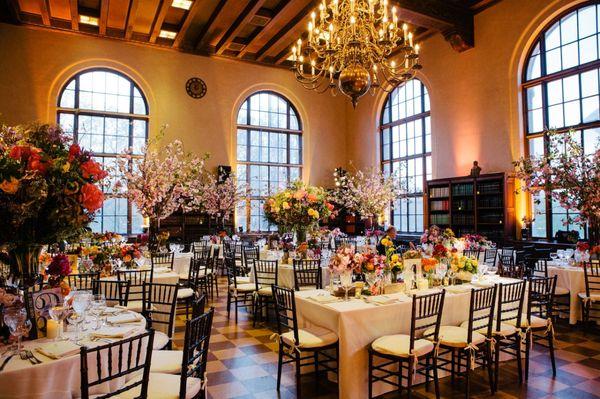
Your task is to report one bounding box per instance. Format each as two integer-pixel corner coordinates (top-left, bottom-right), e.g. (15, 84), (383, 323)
(308, 295), (338, 304)
(107, 313), (143, 325)
(35, 341), (80, 359)
(153, 267), (170, 274)
(365, 295), (397, 305)
(101, 307), (124, 316)
(89, 327), (137, 339)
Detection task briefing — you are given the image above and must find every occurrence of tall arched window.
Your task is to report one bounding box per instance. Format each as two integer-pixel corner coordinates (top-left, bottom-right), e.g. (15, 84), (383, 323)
(57, 69), (148, 235)
(236, 91), (302, 232)
(380, 78), (432, 233)
(523, 2), (600, 239)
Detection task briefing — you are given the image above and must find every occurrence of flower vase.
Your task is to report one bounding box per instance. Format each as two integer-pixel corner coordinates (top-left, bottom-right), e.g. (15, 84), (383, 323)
(295, 227), (307, 245)
(8, 244), (43, 289)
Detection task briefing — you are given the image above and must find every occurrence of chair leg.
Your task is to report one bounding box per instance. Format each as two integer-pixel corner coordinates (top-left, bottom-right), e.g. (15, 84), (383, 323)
(494, 340), (500, 392)
(433, 356), (440, 399)
(277, 342), (284, 391)
(465, 351), (471, 399)
(516, 336), (523, 384)
(314, 351), (319, 391)
(214, 275), (219, 297)
(295, 354), (302, 399)
(485, 343), (494, 394)
(226, 292), (231, 319)
(450, 349), (455, 386)
(425, 356), (430, 391)
(185, 299), (189, 320)
(525, 330), (531, 381)
(548, 328), (556, 377)
(368, 351), (373, 399)
(234, 298), (238, 324)
(407, 358), (414, 399)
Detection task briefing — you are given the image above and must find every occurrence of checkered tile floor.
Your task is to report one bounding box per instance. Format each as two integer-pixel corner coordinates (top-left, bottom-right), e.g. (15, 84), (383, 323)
(172, 278), (600, 398)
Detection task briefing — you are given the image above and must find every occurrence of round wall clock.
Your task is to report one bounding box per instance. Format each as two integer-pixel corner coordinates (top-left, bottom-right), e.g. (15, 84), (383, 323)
(185, 77), (207, 99)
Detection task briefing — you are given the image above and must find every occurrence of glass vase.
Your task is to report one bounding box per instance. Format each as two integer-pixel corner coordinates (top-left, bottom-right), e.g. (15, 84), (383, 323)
(8, 244), (43, 289)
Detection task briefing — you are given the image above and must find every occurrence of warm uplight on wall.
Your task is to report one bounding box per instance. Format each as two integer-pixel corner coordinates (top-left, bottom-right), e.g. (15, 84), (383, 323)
(159, 30), (177, 40)
(171, 0), (193, 10)
(79, 15), (99, 26)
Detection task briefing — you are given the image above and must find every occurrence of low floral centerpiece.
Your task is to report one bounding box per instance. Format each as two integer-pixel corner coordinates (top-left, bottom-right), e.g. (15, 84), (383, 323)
(43, 254), (72, 296)
(117, 244), (142, 269)
(420, 225), (457, 256)
(263, 181), (335, 243)
(460, 234), (492, 251)
(575, 242), (591, 263)
(450, 254), (479, 281)
(0, 123), (106, 288)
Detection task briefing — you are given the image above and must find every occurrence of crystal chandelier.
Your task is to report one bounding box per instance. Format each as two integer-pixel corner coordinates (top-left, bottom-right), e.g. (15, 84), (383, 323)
(290, 0), (421, 107)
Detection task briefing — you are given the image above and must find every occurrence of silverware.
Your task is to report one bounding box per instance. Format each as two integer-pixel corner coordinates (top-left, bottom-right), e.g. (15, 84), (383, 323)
(19, 350), (39, 365)
(26, 350), (42, 365)
(0, 353), (16, 371)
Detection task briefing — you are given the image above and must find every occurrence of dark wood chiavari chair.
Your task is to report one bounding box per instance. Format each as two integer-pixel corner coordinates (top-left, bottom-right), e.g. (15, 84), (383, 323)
(499, 260), (524, 279)
(22, 282), (58, 340)
(532, 259), (570, 320)
(580, 261), (600, 329)
(252, 259), (278, 327)
(151, 252), (175, 270)
(272, 285), (338, 397)
(292, 259), (322, 290)
(521, 276), (557, 380)
(116, 269), (154, 312)
(368, 291), (446, 399)
(436, 286), (497, 397)
(79, 330), (155, 399)
(91, 279), (130, 307)
(142, 281), (179, 350)
(492, 280), (527, 391)
(483, 248), (498, 266)
(191, 246), (211, 263)
(176, 258), (203, 321)
(463, 249), (482, 260)
(66, 272), (99, 291)
(225, 255), (255, 323)
(242, 246), (259, 275)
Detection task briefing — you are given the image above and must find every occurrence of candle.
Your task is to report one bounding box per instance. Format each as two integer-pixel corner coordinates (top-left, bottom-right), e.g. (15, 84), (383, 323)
(46, 319), (59, 339)
(417, 278), (429, 291)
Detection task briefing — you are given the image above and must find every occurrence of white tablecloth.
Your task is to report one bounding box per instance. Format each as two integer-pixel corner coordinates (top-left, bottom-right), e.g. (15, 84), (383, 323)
(248, 263), (330, 289)
(547, 262), (585, 324)
(172, 253), (193, 276)
(0, 309), (147, 399)
(295, 277), (519, 399)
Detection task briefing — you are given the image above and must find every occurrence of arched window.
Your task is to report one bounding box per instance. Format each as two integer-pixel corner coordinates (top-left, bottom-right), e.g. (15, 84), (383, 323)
(523, 2), (600, 239)
(236, 91), (302, 232)
(57, 68), (148, 235)
(380, 78), (432, 233)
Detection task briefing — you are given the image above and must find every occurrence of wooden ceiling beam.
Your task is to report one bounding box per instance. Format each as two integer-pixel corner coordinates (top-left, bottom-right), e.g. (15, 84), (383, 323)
(124, 0), (139, 39)
(38, 0), (51, 26)
(69, 0), (79, 30)
(172, 0), (204, 48)
(255, 0), (318, 62)
(237, 0), (298, 59)
(149, 0), (171, 44)
(99, 0), (110, 35)
(193, 0), (227, 51)
(2, 0), (22, 23)
(214, 0), (266, 55)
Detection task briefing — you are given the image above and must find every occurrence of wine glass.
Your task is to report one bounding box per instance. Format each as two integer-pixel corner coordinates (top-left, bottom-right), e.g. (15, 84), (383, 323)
(71, 293), (91, 339)
(435, 263), (447, 285)
(339, 271), (353, 301)
(446, 268), (456, 286)
(49, 305), (69, 341)
(3, 308), (28, 354)
(89, 294), (106, 330)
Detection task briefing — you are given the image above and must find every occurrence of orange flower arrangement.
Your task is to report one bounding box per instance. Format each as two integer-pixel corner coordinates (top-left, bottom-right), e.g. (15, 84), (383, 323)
(421, 257), (439, 273)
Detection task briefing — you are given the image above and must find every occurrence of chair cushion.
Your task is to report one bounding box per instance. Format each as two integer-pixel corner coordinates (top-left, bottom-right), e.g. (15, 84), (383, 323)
(460, 320), (518, 337)
(178, 273), (189, 280)
(150, 350), (183, 374)
(298, 286), (318, 291)
(554, 286), (570, 296)
(121, 372), (202, 399)
(236, 276), (251, 284)
(503, 313), (548, 329)
(281, 326), (338, 349)
(423, 326), (486, 348)
(153, 331), (171, 350)
(229, 283), (255, 292)
(578, 292), (600, 302)
(371, 334), (434, 358)
(177, 288), (194, 300)
(257, 286), (272, 296)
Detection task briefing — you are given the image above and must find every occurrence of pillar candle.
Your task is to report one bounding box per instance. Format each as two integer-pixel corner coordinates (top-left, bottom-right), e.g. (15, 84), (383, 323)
(46, 319), (59, 339)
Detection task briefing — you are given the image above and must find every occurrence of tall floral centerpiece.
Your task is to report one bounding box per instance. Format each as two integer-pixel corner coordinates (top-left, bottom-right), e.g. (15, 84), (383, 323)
(116, 134), (206, 247)
(514, 130), (600, 244)
(0, 124), (106, 288)
(333, 167), (405, 229)
(263, 181), (334, 243)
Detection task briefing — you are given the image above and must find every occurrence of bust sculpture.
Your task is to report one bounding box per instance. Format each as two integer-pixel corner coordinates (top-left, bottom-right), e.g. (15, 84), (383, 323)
(470, 161), (482, 178)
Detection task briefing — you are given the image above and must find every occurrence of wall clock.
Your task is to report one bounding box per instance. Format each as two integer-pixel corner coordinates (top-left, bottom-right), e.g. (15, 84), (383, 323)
(185, 77), (207, 99)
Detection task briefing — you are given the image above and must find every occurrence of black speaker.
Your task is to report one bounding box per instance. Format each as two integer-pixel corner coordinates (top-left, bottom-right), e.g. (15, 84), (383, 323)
(218, 165), (232, 183)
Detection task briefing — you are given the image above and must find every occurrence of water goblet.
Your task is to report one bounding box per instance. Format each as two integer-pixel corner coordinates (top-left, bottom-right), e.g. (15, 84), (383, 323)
(89, 294), (106, 330)
(339, 271), (353, 301)
(3, 308), (28, 354)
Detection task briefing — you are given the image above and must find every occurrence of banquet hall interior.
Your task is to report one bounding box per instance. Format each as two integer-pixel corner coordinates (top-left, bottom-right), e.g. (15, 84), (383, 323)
(1, 0), (600, 398)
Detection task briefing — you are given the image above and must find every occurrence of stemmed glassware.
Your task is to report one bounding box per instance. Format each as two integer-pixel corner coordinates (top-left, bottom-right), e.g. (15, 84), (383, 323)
(88, 294), (106, 330)
(69, 292), (92, 341)
(3, 308), (30, 354)
(48, 305), (69, 341)
(339, 271), (353, 301)
(435, 263), (447, 286)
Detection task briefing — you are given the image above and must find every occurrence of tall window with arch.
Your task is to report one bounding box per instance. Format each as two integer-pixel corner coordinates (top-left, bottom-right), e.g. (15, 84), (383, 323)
(380, 78), (432, 233)
(523, 2), (600, 239)
(236, 91), (303, 232)
(57, 69), (148, 235)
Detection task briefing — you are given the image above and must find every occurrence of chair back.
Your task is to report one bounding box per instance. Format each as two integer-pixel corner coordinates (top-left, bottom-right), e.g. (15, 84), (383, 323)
(192, 246), (211, 262)
(500, 261), (524, 279)
(272, 285), (299, 343)
(411, 291), (446, 351)
(293, 259), (322, 290)
(80, 330), (155, 399)
(243, 247), (259, 272)
(192, 294), (207, 319)
(583, 261), (600, 297)
(253, 260), (278, 290)
(192, 241), (209, 252)
(224, 255), (247, 287)
(496, 280), (527, 330)
(151, 252), (174, 270)
(66, 272), (99, 291)
(142, 282), (179, 338)
(531, 259), (549, 278)
(483, 248), (498, 265)
(463, 249), (481, 260)
(526, 276), (556, 322)
(179, 308), (214, 398)
(92, 279), (130, 307)
(464, 286), (497, 340)
(117, 269), (153, 302)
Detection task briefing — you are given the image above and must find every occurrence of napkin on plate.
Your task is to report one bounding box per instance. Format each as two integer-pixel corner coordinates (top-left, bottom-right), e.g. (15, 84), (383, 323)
(89, 327), (137, 339)
(308, 295), (338, 304)
(101, 307), (124, 316)
(35, 341), (80, 359)
(365, 295), (397, 305)
(107, 313), (142, 325)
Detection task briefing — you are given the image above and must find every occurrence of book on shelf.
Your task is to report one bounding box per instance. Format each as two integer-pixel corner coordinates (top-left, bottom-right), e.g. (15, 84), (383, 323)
(452, 183), (474, 196)
(430, 199), (449, 211)
(429, 186), (450, 198)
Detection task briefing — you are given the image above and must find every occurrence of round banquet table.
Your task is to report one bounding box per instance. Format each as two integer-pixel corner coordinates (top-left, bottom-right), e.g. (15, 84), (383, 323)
(547, 261), (586, 324)
(0, 309), (147, 399)
(171, 245), (222, 277)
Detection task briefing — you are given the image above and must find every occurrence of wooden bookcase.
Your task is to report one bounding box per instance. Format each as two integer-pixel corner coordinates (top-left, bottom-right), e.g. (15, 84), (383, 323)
(425, 173), (515, 243)
(159, 210), (234, 243)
